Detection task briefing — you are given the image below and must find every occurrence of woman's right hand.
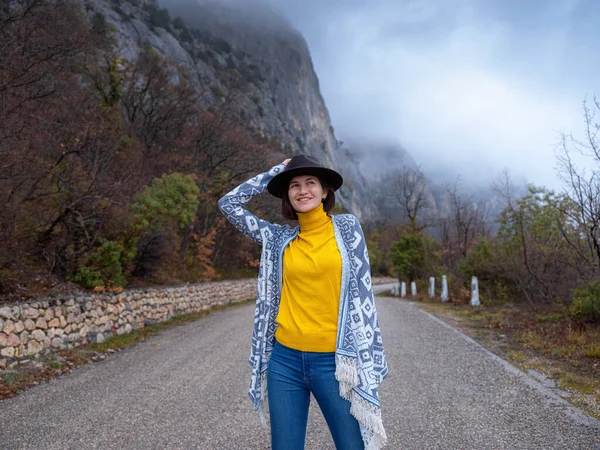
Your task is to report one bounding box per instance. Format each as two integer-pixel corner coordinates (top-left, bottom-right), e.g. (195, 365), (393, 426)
(282, 158), (291, 166)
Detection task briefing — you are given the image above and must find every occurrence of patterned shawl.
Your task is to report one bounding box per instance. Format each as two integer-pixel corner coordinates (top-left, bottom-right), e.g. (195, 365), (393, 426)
(218, 163), (388, 449)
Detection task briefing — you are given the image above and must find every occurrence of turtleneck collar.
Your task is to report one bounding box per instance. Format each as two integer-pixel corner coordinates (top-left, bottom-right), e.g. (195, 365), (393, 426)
(297, 203), (330, 231)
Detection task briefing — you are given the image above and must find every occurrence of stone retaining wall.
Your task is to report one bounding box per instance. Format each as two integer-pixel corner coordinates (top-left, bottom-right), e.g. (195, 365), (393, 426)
(0, 279), (256, 369)
(0, 277), (394, 369)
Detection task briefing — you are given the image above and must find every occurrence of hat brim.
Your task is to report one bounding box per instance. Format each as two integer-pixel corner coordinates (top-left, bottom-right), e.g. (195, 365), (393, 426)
(267, 167), (343, 198)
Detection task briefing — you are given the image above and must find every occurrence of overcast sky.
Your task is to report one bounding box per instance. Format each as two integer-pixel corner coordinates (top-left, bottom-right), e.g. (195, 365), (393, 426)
(265, 0), (599, 189)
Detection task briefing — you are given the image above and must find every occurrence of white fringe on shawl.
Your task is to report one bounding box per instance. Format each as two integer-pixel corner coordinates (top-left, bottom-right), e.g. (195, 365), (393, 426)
(336, 354), (387, 450)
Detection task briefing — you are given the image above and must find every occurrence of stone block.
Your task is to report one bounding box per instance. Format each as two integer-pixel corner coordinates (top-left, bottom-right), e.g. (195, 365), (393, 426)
(32, 330), (46, 342)
(35, 318), (48, 330)
(24, 319), (36, 331)
(7, 333), (20, 347)
(2, 320), (14, 335)
(14, 344), (24, 358)
(0, 333), (7, 346)
(48, 318), (60, 328)
(25, 308), (40, 319)
(0, 307), (13, 320)
(44, 309), (54, 321)
(13, 321), (24, 333)
(26, 340), (41, 356)
(20, 331), (29, 345)
(1, 346), (15, 357)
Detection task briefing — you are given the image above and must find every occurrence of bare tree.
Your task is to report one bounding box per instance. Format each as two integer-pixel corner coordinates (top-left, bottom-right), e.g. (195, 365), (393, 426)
(557, 97), (600, 281)
(439, 178), (489, 273)
(384, 165), (431, 233)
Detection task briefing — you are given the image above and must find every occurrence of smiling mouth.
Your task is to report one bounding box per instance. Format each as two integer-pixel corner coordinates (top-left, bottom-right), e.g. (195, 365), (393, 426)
(296, 198), (313, 202)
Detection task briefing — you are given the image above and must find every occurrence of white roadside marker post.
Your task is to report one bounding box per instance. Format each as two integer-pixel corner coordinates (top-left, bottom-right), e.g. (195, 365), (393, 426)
(428, 277), (435, 299)
(410, 281), (417, 297)
(441, 275), (449, 302)
(401, 282), (406, 298)
(470, 276), (481, 307)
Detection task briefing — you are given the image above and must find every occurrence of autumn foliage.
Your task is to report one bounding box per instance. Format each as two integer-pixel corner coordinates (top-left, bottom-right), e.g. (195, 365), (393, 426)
(0, 0), (280, 300)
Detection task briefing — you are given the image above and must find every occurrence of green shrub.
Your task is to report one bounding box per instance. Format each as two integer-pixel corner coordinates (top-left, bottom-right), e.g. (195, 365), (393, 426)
(570, 282), (600, 322)
(131, 173), (200, 234)
(74, 239), (136, 289)
(74, 267), (104, 289)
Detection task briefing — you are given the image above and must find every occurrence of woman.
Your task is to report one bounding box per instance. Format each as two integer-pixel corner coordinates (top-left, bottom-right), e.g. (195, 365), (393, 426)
(218, 155), (387, 450)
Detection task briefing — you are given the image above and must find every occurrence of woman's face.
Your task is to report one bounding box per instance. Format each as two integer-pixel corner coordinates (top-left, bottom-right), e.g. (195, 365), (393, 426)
(288, 175), (327, 213)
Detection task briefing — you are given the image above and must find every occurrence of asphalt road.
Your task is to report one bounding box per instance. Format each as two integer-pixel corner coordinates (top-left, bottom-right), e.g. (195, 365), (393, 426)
(1, 284), (599, 449)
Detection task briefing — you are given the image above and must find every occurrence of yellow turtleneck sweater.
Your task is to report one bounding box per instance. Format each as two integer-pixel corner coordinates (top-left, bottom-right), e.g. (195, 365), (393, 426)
(275, 203), (342, 352)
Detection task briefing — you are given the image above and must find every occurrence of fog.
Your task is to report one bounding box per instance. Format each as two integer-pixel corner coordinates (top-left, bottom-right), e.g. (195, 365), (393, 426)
(264, 0), (599, 189)
(160, 0), (600, 190)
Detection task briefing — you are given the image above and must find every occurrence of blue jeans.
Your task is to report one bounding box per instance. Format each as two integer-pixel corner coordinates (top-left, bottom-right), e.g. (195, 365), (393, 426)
(267, 340), (363, 450)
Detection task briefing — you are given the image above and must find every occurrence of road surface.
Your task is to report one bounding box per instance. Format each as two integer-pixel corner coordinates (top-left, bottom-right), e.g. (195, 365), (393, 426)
(1, 284), (598, 449)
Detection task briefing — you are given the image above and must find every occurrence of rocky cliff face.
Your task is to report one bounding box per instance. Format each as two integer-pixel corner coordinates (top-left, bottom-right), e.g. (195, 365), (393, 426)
(79, 0), (374, 217)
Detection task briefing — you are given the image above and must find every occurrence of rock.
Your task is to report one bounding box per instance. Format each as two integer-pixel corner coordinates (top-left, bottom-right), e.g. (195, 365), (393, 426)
(54, 306), (63, 317)
(97, 315), (109, 325)
(44, 308), (54, 321)
(32, 330), (46, 342)
(1, 346), (15, 357)
(55, 328), (64, 337)
(0, 333), (7, 346)
(35, 318), (48, 329)
(64, 325), (72, 334)
(0, 358), (6, 369)
(7, 333), (20, 347)
(14, 344), (24, 358)
(59, 316), (67, 327)
(0, 307), (13, 320)
(48, 318), (60, 328)
(46, 328), (56, 339)
(13, 321), (24, 333)
(25, 307), (40, 319)
(124, 323), (133, 334)
(24, 319), (36, 331)
(20, 331), (29, 345)
(2, 320), (14, 335)
(51, 337), (62, 348)
(86, 332), (105, 344)
(26, 340), (41, 356)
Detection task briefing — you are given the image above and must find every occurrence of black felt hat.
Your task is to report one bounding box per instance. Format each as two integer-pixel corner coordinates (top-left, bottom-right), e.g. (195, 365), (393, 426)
(267, 154), (344, 198)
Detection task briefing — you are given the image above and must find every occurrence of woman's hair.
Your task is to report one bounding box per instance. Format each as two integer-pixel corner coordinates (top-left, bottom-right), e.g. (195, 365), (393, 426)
(281, 176), (336, 220)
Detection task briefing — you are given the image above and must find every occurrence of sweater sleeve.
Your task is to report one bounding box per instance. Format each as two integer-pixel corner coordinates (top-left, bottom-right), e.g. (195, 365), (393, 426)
(217, 163), (286, 246)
